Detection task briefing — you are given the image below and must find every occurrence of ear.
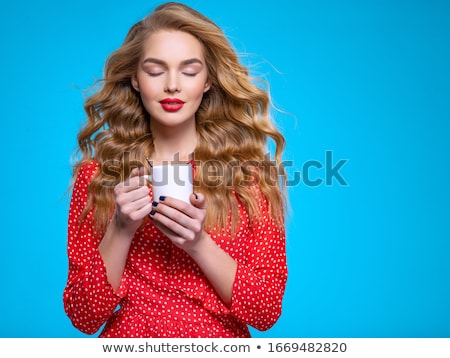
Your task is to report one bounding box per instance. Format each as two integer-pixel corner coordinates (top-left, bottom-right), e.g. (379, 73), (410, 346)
(131, 75), (140, 92)
(203, 78), (212, 93)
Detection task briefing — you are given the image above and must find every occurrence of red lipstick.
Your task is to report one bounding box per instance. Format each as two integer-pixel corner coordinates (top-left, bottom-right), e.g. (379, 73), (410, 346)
(159, 98), (185, 112)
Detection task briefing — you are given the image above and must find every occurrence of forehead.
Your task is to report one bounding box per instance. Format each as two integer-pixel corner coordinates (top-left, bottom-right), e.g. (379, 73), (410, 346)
(141, 30), (205, 62)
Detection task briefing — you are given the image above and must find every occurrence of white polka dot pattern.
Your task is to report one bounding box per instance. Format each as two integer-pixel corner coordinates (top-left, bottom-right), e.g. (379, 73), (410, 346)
(63, 161), (288, 337)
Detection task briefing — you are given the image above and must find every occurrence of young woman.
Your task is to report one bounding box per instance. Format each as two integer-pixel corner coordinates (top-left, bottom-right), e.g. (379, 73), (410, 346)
(63, 2), (288, 338)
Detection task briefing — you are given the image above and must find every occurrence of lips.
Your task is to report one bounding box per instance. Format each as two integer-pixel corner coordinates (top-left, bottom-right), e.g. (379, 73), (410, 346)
(159, 98), (185, 112)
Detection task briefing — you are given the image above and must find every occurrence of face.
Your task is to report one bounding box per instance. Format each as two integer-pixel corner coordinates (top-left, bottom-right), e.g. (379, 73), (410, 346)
(132, 30), (211, 130)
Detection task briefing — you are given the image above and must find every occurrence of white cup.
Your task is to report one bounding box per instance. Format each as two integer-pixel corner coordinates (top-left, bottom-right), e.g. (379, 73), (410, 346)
(145, 163), (193, 203)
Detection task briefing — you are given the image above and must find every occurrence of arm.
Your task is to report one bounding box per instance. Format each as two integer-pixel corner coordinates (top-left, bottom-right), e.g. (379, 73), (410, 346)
(184, 231), (237, 307)
(63, 164), (152, 334)
(98, 167), (152, 290)
(228, 209), (287, 331)
(63, 162), (122, 334)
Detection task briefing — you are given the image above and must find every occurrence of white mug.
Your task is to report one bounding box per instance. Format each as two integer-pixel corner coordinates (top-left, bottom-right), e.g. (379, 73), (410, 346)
(145, 163), (193, 203)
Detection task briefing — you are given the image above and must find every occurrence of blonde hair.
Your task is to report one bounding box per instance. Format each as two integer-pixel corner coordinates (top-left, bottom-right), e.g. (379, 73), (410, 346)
(73, 2), (286, 234)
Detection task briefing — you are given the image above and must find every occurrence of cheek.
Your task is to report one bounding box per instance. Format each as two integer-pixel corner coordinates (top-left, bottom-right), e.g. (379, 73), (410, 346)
(188, 81), (209, 99)
(136, 73), (160, 98)
(136, 84), (159, 115)
(138, 82), (158, 99)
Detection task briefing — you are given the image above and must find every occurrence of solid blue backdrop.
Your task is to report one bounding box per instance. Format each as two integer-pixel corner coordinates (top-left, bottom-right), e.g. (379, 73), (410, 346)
(1, 0), (449, 337)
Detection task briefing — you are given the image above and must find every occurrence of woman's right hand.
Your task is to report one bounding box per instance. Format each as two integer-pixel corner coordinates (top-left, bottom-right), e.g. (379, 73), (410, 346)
(113, 166), (152, 234)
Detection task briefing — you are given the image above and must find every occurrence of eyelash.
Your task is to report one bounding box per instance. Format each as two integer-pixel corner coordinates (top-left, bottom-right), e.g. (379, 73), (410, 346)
(147, 72), (198, 77)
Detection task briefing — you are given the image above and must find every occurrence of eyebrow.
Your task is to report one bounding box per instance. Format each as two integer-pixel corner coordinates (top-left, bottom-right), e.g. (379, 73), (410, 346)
(142, 57), (204, 66)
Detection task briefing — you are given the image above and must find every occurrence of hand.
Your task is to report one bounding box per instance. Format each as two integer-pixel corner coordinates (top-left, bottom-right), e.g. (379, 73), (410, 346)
(113, 167), (152, 234)
(149, 193), (207, 252)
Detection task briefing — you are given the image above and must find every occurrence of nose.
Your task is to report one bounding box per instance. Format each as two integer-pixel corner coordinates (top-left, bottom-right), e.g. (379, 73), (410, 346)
(165, 71), (180, 93)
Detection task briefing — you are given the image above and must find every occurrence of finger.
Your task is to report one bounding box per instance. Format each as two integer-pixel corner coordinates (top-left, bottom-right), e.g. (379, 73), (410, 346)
(156, 196), (199, 219)
(115, 185), (150, 205)
(123, 166), (146, 186)
(150, 220), (186, 246)
(190, 192), (207, 210)
(128, 173), (151, 188)
(150, 210), (195, 241)
(121, 193), (152, 212)
(151, 201), (203, 234)
(129, 166), (145, 178)
(116, 180), (147, 195)
(121, 199), (153, 221)
(151, 201), (192, 228)
(119, 169), (149, 192)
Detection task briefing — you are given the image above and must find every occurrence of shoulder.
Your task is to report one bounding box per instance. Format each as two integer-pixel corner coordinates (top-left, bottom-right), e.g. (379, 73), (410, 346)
(75, 160), (99, 181)
(71, 160), (100, 193)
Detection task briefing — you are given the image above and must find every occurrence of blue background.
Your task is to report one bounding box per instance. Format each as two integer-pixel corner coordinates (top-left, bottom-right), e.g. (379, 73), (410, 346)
(1, 0), (449, 338)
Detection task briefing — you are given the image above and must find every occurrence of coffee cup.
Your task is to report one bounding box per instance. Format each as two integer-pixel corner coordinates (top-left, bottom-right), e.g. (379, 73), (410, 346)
(144, 163), (193, 203)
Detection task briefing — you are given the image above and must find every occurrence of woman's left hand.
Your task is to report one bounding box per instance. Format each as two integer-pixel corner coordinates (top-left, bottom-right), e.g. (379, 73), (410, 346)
(149, 193), (208, 252)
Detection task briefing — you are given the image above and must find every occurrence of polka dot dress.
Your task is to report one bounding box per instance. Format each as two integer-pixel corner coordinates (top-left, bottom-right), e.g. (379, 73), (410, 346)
(63, 161), (288, 338)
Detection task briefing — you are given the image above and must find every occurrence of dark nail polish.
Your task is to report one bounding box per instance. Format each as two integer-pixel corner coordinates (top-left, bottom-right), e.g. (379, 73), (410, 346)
(152, 201), (158, 207)
(150, 210), (156, 216)
(159, 196), (166, 201)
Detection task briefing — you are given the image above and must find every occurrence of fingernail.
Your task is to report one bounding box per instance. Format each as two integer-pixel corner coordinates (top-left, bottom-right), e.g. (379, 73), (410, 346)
(159, 196), (166, 201)
(152, 201), (158, 207)
(150, 210), (156, 216)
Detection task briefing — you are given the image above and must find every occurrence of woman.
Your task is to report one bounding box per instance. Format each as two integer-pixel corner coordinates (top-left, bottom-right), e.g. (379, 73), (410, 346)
(64, 2), (288, 338)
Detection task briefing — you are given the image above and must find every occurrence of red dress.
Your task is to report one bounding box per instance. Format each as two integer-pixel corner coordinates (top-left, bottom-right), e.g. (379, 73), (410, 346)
(63, 161), (288, 337)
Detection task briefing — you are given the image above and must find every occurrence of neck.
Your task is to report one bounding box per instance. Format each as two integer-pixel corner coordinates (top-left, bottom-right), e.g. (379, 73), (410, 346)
(150, 120), (197, 164)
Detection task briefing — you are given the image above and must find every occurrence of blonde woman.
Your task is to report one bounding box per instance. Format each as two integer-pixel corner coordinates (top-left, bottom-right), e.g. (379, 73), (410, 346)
(63, 2), (288, 338)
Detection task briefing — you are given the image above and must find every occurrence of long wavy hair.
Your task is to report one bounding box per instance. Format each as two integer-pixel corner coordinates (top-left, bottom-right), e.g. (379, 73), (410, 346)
(72, 2), (286, 234)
